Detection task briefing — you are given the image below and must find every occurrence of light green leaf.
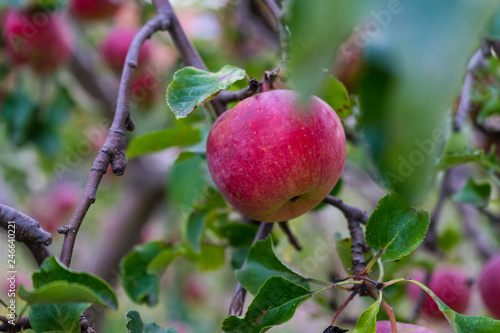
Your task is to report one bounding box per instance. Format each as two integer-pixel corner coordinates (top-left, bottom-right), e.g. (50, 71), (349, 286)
(166, 65), (245, 118)
(366, 194), (430, 262)
(222, 277), (319, 333)
(317, 76), (351, 118)
(235, 237), (309, 295)
(352, 291), (382, 333)
(29, 303), (90, 333)
(25, 256), (117, 309)
(126, 310), (178, 333)
(127, 127), (201, 159)
(406, 279), (500, 332)
(452, 177), (491, 207)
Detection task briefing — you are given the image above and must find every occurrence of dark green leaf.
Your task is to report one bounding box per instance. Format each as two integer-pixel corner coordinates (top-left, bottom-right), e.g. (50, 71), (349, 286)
(127, 127), (201, 159)
(126, 310), (178, 333)
(219, 223), (259, 247)
(29, 303), (89, 333)
(221, 277), (318, 333)
(235, 237), (309, 295)
(186, 211), (206, 253)
(452, 177), (491, 207)
(121, 242), (170, 306)
(25, 256), (117, 309)
(147, 247), (184, 277)
(185, 244), (226, 271)
(317, 76), (351, 118)
(352, 292), (382, 333)
(366, 194), (430, 262)
(166, 65), (245, 118)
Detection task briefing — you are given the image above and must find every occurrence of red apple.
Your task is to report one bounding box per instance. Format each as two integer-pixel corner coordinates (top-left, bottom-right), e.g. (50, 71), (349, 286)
(70, 0), (122, 21)
(408, 268), (471, 320)
(376, 321), (437, 333)
(2, 8), (72, 73)
(206, 89), (346, 222)
(100, 27), (152, 72)
(479, 254), (500, 319)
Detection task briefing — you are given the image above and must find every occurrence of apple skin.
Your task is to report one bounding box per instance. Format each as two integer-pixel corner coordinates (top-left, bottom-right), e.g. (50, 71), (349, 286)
(479, 254), (500, 319)
(100, 28), (152, 72)
(408, 268), (471, 320)
(2, 8), (72, 73)
(206, 89), (346, 222)
(376, 321), (437, 333)
(70, 0), (121, 21)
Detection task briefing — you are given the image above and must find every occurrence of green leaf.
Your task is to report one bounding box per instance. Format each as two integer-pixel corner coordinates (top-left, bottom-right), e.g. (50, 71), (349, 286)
(29, 303), (90, 333)
(352, 291), (382, 333)
(452, 177), (491, 207)
(121, 241), (173, 306)
(317, 76), (351, 118)
(19, 282), (112, 308)
(184, 243), (226, 271)
(168, 155), (209, 216)
(147, 247), (184, 277)
(186, 211), (206, 253)
(25, 256), (117, 309)
(478, 98), (500, 122)
(358, 0), (496, 202)
(127, 127), (201, 159)
(335, 237), (353, 271)
(235, 237), (309, 295)
(365, 194), (431, 262)
(219, 223), (259, 247)
(221, 277), (318, 333)
(406, 279), (500, 332)
(288, 0), (366, 98)
(166, 65), (246, 118)
(126, 310), (178, 333)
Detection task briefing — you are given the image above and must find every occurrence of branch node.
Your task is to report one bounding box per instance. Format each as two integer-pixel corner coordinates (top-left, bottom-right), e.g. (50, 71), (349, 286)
(125, 115), (135, 131)
(57, 227), (69, 234)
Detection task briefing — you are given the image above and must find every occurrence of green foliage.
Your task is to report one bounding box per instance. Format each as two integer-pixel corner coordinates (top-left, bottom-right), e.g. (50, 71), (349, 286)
(352, 292), (382, 333)
(19, 256), (117, 309)
(358, 0), (496, 201)
(125, 311), (178, 333)
(287, 0), (366, 98)
(365, 194), (430, 262)
(127, 127), (201, 159)
(235, 237), (310, 295)
(166, 65), (245, 118)
(121, 241), (177, 307)
(222, 277), (319, 333)
(317, 76), (351, 118)
(452, 177), (492, 207)
(29, 303), (90, 333)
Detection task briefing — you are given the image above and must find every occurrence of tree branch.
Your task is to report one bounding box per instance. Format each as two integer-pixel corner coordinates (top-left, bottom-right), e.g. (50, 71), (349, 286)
(227, 222), (274, 318)
(59, 14), (171, 267)
(217, 78), (260, 104)
(278, 221), (302, 251)
(322, 195), (369, 225)
(0, 204), (52, 266)
(453, 46), (489, 131)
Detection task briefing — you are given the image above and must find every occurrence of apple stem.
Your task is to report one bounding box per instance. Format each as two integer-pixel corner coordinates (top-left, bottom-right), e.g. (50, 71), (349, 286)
(329, 291), (357, 326)
(278, 221), (302, 251)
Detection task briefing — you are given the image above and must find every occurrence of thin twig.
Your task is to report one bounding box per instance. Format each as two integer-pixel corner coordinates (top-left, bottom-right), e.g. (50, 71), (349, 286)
(260, 0), (288, 70)
(453, 46), (489, 131)
(227, 222), (274, 317)
(217, 78), (260, 104)
(59, 14), (171, 267)
(457, 203), (495, 260)
(261, 0), (282, 20)
(278, 221), (302, 251)
(322, 195), (369, 225)
(329, 290), (356, 326)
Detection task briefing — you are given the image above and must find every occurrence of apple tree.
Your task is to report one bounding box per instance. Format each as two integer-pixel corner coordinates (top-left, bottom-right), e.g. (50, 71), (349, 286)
(1, 0), (500, 332)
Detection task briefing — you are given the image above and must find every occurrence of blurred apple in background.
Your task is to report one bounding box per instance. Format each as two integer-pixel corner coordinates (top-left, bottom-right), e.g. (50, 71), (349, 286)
(29, 182), (80, 233)
(408, 268), (472, 320)
(2, 7), (72, 74)
(100, 27), (152, 73)
(479, 254), (500, 319)
(70, 0), (122, 21)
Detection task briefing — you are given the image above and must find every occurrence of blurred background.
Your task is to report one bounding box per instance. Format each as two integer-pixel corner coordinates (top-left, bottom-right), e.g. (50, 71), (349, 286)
(0, 0), (500, 332)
